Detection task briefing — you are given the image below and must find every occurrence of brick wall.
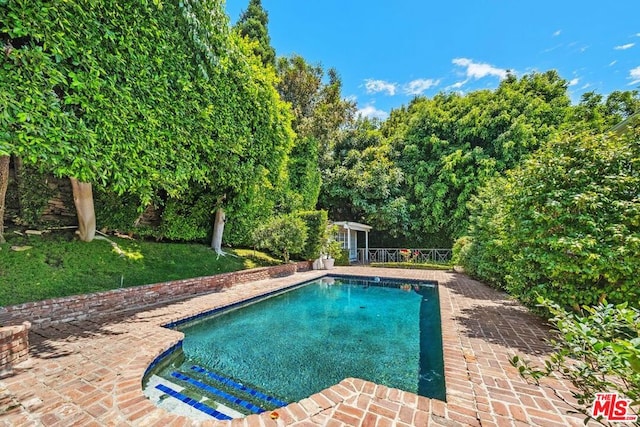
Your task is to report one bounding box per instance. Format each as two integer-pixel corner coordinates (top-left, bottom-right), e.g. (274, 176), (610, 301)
(0, 322), (30, 373)
(0, 261), (312, 329)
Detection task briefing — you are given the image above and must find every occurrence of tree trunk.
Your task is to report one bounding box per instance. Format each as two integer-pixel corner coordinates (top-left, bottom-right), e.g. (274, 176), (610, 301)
(211, 207), (226, 255)
(13, 156), (23, 216)
(0, 156), (9, 244)
(70, 177), (96, 242)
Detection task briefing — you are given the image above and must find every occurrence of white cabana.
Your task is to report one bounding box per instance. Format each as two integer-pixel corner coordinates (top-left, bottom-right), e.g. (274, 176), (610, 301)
(331, 221), (372, 263)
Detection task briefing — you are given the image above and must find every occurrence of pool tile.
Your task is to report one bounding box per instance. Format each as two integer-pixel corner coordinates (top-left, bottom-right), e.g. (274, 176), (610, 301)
(155, 383), (232, 421)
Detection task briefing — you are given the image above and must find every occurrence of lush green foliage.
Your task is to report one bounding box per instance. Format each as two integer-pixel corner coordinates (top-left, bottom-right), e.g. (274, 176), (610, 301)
(564, 90), (640, 133)
(512, 299), (640, 425)
(277, 55), (355, 212)
(0, 230), (280, 306)
(320, 118), (408, 234)
(1, 0), (294, 244)
(233, 0), (275, 67)
(159, 192), (215, 242)
(93, 188), (153, 236)
(252, 214), (308, 263)
(383, 71), (571, 245)
(460, 125), (640, 309)
(286, 136), (322, 211)
(333, 248), (350, 266)
(3, 0), (638, 266)
(10, 163), (57, 225)
(295, 210), (328, 260)
(322, 232), (342, 265)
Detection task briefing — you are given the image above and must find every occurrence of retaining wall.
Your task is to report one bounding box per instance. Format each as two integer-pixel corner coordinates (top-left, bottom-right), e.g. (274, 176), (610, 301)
(0, 322), (30, 373)
(0, 261), (312, 329)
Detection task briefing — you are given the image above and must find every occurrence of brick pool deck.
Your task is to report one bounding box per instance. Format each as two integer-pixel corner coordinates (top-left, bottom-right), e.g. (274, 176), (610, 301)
(0, 267), (591, 426)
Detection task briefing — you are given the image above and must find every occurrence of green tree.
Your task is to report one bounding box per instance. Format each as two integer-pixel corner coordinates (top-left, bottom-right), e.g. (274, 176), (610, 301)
(206, 30), (294, 254)
(252, 214), (307, 263)
(386, 71), (571, 245)
(294, 210), (328, 260)
(564, 90), (640, 133)
(461, 123), (640, 310)
(320, 117), (408, 234)
(277, 55), (355, 211)
(234, 0), (276, 67)
(276, 55), (324, 132)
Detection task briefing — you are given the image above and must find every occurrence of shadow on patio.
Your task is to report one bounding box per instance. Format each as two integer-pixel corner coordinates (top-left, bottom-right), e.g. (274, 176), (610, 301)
(440, 275), (554, 357)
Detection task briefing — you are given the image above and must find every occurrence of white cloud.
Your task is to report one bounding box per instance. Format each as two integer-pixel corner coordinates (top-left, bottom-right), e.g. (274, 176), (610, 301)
(403, 78), (440, 95)
(568, 78), (579, 87)
(614, 43), (635, 50)
(452, 58), (508, 81)
(580, 83), (592, 90)
(357, 105), (389, 120)
(364, 79), (397, 96)
(630, 66), (640, 85)
(609, 60), (618, 66)
(446, 81), (467, 90)
(553, 30), (561, 37)
(542, 44), (563, 53)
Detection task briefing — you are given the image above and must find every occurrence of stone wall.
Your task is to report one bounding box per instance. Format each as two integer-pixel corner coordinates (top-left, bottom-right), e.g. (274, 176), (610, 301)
(4, 157), (76, 226)
(0, 322), (30, 373)
(0, 261), (312, 329)
(40, 177), (75, 224)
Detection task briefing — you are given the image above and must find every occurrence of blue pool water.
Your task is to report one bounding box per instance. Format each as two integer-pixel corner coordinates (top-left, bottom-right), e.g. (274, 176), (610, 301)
(144, 276), (445, 419)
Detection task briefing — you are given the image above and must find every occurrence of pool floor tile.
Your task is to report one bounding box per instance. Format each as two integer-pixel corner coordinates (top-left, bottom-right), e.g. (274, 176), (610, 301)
(0, 267), (595, 426)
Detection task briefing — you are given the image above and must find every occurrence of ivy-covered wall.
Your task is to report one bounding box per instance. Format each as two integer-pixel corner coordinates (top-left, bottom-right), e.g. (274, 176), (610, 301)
(2, 0), (294, 242)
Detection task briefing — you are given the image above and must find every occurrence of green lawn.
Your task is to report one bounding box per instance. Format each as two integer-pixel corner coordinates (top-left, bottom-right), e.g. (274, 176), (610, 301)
(0, 230), (281, 306)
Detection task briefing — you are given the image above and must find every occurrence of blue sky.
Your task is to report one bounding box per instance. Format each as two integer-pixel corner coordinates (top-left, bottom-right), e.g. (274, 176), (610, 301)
(225, 1), (640, 120)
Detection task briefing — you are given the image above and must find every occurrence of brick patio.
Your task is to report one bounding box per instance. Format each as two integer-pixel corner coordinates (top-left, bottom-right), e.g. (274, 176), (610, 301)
(0, 267), (591, 426)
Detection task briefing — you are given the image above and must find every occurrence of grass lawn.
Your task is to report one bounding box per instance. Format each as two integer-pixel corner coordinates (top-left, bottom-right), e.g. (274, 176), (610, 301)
(0, 229), (281, 306)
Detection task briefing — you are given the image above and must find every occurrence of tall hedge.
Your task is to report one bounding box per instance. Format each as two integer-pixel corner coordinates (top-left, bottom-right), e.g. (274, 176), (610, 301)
(459, 125), (640, 310)
(1, 0), (294, 242)
(295, 210), (328, 260)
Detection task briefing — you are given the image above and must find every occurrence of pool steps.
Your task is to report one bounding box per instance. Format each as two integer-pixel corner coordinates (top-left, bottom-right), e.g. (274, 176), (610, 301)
(155, 383), (233, 420)
(171, 371), (265, 414)
(152, 365), (289, 420)
(190, 365), (288, 408)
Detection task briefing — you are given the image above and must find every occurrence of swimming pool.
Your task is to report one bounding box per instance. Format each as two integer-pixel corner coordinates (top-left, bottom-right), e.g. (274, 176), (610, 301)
(143, 275), (445, 420)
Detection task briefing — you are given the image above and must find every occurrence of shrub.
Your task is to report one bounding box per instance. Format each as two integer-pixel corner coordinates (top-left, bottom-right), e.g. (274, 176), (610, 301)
(512, 299), (640, 425)
(94, 187), (152, 235)
(295, 210), (328, 259)
(451, 235), (471, 266)
(252, 214), (308, 263)
(462, 125), (640, 309)
(159, 193), (214, 242)
(334, 248), (350, 266)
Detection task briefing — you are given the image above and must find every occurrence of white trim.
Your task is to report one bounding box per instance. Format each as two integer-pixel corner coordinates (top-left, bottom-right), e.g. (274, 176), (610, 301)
(332, 221), (372, 232)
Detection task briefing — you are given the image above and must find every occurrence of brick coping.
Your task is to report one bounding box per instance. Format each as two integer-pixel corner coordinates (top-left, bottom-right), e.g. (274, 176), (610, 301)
(0, 267), (590, 426)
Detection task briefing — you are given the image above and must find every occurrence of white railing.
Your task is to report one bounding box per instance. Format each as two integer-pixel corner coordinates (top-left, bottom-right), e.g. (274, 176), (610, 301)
(357, 248), (452, 264)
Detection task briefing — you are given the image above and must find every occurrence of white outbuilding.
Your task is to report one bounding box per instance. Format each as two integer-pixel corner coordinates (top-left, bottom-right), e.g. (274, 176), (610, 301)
(331, 221), (372, 263)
